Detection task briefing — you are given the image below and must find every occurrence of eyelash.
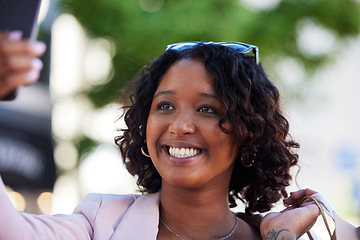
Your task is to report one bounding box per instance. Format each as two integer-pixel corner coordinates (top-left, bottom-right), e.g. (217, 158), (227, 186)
(156, 102), (218, 114)
(197, 105), (218, 114)
(156, 102), (174, 111)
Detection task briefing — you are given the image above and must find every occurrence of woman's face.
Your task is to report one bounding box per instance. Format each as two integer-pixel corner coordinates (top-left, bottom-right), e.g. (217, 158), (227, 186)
(146, 58), (238, 189)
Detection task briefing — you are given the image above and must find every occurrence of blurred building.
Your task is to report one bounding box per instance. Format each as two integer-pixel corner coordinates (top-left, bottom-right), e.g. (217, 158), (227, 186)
(0, 0), (56, 214)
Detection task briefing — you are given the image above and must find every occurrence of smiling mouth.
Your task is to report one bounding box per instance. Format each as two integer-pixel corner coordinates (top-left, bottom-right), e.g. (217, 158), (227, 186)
(168, 146), (202, 158)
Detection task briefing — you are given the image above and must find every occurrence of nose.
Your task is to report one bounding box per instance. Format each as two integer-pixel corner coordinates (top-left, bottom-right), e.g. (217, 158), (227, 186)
(168, 110), (196, 136)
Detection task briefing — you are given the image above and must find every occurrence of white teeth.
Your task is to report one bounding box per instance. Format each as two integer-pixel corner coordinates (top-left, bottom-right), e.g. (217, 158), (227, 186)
(180, 148), (185, 156)
(168, 146), (201, 158)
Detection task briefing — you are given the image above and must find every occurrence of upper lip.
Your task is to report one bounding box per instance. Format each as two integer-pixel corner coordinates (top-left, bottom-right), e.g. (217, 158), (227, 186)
(161, 141), (204, 150)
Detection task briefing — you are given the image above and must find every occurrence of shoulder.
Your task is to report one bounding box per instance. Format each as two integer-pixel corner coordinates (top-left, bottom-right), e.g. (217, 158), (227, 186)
(236, 212), (263, 229)
(73, 193), (137, 215)
(73, 193), (137, 226)
(73, 192), (159, 227)
(235, 212), (263, 240)
(73, 192), (160, 239)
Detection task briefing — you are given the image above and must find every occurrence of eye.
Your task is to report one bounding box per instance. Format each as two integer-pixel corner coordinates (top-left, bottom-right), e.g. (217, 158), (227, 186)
(156, 102), (174, 111)
(198, 105), (217, 114)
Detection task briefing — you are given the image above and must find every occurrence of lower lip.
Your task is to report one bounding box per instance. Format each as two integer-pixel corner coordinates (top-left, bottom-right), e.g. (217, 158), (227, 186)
(167, 155), (197, 164)
(165, 148), (203, 164)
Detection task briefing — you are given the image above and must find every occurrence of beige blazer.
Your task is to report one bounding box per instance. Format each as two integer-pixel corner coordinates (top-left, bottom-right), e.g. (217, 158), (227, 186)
(0, 176), (160, 239)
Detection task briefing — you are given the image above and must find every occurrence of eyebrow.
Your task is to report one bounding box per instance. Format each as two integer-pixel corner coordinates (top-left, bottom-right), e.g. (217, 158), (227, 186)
(153, 90), (219, 100)
(153, 90), (218, 100)
(153, 90), (175, 99)
(199, 93), (218, 100)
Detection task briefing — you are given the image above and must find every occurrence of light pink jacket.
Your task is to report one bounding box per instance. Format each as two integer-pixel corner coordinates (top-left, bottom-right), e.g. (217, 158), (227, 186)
(0, 176), (160, 240)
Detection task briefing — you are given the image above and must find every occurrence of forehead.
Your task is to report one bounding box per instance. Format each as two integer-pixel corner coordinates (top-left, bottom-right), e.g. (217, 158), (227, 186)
(156, 58), (215, 94)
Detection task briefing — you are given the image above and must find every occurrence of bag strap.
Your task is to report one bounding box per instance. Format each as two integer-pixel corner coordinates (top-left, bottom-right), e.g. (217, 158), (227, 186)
(300, 194), (360, 240)
(300, 195), (333, 239)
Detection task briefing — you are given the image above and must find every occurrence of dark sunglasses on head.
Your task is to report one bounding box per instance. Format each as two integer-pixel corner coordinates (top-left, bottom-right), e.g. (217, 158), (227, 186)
(166, 41), (259, 64)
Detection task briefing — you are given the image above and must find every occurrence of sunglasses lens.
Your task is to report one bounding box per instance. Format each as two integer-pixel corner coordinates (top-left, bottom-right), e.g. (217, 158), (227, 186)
(166, 42), (258, 61)
(221, 43), (251, 53)
(167, 42), (252, 51)
(166, 42), (197, 51)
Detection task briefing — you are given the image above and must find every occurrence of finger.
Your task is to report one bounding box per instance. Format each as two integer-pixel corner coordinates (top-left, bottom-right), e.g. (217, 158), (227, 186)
(0, 31), (23, 42)
(291, 188), (318, 199)
(0, 56), (43, 75)
(0, 55), (43, 76)
(284, 188), (318, 206)
(0, 70), (40, 99)
(284, 190), (305, 206)
(0, 40), (46, 57)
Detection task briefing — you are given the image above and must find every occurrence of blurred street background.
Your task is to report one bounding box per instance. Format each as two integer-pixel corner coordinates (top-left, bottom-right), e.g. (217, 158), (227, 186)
(0, 0), (359, 237)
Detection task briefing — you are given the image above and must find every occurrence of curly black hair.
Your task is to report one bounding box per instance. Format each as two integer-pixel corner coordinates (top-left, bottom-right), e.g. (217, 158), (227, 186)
(115, 43), (299, 214)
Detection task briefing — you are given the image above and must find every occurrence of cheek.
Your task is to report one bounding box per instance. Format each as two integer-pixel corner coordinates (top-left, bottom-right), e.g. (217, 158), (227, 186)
(146, 117), (156, 158)
(209, 127), (238, 160)
(146, 115), (157, 142)
(146, 114), (166, 152)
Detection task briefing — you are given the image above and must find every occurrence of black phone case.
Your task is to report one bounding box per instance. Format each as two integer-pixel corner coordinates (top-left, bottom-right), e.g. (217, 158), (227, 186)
(0, 0), (42, 100)
(0, 0), (42, 39)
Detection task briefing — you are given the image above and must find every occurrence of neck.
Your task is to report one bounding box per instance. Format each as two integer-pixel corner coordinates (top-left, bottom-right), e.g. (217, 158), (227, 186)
(159, 182), (236, 239)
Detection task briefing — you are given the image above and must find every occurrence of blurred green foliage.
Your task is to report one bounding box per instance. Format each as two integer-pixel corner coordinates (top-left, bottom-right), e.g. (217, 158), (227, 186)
(58, 0), (359, 164)
(60, 0), (359, 107)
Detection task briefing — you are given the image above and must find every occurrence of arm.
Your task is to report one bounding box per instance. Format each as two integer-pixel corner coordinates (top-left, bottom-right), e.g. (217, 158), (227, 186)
(260, 189), (320, 240)
(0, 31), (46, 100)
(0, 176), (93, 239)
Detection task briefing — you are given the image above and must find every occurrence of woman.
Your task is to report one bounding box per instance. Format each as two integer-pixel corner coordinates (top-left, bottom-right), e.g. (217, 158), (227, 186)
(0, 36), (320, 239)
(116, 41), (320, 239)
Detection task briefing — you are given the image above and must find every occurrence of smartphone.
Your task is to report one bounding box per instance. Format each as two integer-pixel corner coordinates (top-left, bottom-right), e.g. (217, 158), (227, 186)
(0, 0), (42, 100)
(0, 0), (42, 39)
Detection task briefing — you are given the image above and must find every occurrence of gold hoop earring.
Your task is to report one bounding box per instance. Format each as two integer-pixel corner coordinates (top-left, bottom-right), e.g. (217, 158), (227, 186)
(141, 141), (150, 158)
(241, 156), (254, 168)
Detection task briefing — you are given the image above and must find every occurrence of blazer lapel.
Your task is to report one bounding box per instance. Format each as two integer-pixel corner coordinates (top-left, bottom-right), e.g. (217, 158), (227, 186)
(110, 192), (160, 240)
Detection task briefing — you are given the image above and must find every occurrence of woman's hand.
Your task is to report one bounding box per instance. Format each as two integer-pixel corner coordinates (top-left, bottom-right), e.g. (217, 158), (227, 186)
(0, 31), (46, 99)
(260, 189), (320, 240)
